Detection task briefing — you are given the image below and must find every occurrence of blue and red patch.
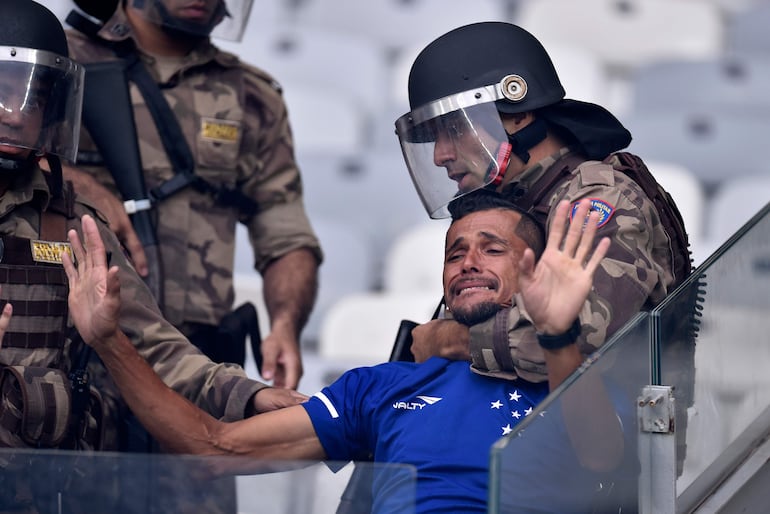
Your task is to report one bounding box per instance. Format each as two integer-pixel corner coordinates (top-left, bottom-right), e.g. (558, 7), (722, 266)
(569, 198), (615, 228)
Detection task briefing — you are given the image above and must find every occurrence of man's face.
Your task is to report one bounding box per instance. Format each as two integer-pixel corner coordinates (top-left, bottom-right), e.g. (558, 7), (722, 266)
(442, 208), (529, 326)
(0, 74), (47, 158)
(160, 0), (222, 25)
(431, 110), (504, 194)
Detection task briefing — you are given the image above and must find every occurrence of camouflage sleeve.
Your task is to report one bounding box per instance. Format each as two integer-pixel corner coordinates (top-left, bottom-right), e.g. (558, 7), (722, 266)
(238, 65), (322, 272)
(72, 202), (268, 421)
(469, 164), (672, 382)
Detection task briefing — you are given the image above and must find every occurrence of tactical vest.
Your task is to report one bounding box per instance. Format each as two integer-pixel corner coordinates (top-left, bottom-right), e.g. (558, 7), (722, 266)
(0, 184), (105, 451)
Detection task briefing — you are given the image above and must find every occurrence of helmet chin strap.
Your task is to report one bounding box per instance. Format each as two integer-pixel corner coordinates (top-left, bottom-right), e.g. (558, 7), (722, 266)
(484, 118), (548, 188)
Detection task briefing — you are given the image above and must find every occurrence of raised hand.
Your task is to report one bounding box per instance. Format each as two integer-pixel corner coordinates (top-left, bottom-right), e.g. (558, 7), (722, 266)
(62, 215), (122, 348)
(517, 199), (610, 336)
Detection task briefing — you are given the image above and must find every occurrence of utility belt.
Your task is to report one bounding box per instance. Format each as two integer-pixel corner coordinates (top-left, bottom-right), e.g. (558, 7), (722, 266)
(185, 302), (263, 370)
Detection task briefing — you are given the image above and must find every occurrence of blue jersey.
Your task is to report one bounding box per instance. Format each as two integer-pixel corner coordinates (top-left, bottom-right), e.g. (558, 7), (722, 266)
(302, 357), (549, 513)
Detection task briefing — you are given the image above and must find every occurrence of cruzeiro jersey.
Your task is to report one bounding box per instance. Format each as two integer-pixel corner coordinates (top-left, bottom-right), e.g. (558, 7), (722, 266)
(302, 357), (549, 513)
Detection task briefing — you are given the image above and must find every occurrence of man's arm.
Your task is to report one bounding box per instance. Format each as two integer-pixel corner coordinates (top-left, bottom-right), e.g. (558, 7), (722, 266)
(63, 215), (325, 461)
(517, 199), (624, 471)
(260, 248), (319, 388)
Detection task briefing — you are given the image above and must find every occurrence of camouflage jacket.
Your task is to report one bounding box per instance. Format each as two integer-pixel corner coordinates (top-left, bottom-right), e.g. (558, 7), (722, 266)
(0, 166), (266, 448)
(66, 5), (322, 327)
(469, 148), (683, 382)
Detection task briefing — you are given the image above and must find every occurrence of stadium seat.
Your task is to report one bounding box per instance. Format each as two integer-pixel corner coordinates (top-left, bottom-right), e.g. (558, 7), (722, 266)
(630, 56), (770, 116)
(215, 24), (391, 125)
(291, 0), (508, 53)
(280, 82), (368, 154)
(382, 220), (450, 297)
(703, 176), (770, 256)
(725, 1), (770, 55)
(298, 150), (429, 285)
(514, 0), (724, 73)
(318, 291), (439, 365)
(645, 161), (705, 250)
(622, 111), (768, 188)
(302, 218), (377, 348)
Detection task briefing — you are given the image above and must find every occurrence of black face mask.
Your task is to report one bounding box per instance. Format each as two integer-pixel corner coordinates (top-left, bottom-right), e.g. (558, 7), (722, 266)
(150, 0), (228, 39)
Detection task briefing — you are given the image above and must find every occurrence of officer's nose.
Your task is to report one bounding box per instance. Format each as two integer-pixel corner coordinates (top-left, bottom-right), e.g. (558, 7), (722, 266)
(433, 130), (457, 167)
(0, 100), (25, 128)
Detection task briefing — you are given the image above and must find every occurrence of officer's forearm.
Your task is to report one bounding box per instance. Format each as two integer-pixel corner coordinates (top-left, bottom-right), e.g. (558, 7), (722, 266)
(261, 248), (319, 337)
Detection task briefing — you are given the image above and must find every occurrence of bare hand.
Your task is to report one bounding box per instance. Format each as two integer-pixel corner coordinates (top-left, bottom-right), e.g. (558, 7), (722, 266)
(62, 215), (122, 347)
(410, 319), (470, 362)
(60, 164), (149, 276)
(259, 330), (303, 389)
(517, 199), (610, 335)
(251, 387), (308, 414)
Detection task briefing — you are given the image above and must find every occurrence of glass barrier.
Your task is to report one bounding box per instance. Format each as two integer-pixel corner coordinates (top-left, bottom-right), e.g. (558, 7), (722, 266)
(653, 202), (770, 510)
(0, 449), (416, 514)
(489, 312), (651, 514)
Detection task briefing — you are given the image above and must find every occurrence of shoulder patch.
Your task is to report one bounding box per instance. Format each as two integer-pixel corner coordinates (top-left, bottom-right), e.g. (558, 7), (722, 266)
(570, 198), (615, 228)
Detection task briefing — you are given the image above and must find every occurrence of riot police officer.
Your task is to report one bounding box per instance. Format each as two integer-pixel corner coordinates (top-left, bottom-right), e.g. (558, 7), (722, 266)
(395, 22), (691, 381)
(63, 0), (322, 389)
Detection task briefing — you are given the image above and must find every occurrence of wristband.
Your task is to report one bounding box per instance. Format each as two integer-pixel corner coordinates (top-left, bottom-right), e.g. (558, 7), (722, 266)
(536, 318), (581, 350)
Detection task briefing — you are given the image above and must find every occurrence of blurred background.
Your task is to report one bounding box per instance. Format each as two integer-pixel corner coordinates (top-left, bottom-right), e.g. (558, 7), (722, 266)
(42, 0), (770, 389)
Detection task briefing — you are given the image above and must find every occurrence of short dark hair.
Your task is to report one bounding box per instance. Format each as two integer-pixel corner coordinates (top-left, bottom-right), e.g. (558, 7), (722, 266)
(448, 189), (546, 259)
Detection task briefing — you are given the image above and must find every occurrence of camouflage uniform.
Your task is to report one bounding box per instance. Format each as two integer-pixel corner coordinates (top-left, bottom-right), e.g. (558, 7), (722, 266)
(0, 165), (266, 510)
(66, 5), (322, 330)
(469, 148), (682, 382)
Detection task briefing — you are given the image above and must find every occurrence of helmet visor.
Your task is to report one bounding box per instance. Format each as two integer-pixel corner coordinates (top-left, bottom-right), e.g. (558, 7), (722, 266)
(0, 47), (84, 163)
(396, 92), (510, 219)
(130, 0), (251, 41)
(211, 0), (253, 42)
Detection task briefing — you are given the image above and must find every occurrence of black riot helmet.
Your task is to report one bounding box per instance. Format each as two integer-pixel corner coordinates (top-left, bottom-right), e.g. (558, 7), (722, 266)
(407, 22), (566, 116)
(0, 0), (84, 172)
(395, 22), (630, 219)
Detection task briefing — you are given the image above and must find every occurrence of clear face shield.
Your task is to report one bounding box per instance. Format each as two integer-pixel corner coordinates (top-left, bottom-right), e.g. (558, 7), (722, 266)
(0, 46), (84, 164)
(130, 0), (254, 41)
(396, 86), (514, 219)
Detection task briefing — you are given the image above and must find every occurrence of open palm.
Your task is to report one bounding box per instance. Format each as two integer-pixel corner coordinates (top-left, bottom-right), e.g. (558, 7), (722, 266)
(517, 200), (610, 335)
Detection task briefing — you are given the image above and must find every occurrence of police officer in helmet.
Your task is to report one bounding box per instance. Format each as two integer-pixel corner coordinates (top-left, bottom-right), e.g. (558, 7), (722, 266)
(396, 22), (691, 384)
(0, 0), (83, 189)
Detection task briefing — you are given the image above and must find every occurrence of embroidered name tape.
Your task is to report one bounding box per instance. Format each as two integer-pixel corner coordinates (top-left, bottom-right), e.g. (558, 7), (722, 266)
(201, 118), (240, 143)
(30, 240), (73, 264)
